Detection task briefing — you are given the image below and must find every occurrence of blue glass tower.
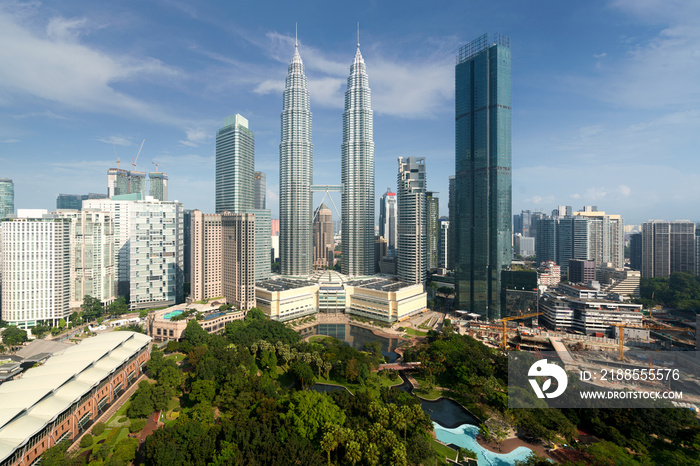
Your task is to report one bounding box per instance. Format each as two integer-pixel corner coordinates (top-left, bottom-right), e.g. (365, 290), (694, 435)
(454, 34), (512, 320)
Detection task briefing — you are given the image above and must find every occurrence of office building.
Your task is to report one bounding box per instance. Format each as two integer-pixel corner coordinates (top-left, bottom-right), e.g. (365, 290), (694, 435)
(190, 211), (222, 302)
(569, 259), (596, 284)
(245, 208), (272, 282)
(378, 189), (397, 255)
(448, 176), (456, 270)
(216, 114), (254, 214)
(0, 212), (70, 328)
(183, 209), (192, 285)
(515, 234), (536, 258)
(375, 236), (388, 273)
(313, 203), (334, 268)
(254, 171), (266, 210)
(629, 232), (642, 271)
(83, 196), (184, 309)
(642, 220), (696, 278)
(396, 157), (427, 285)
(438, 217), (450, 270)
(573, 207), (624, 269)
(56, 193), (108, 211)
(341, 41), (375, 277)
(148, 172), (168, 201)
(55, 209), (116, 310)
(128, 172), (146, 199)
(552, 205), (572, 219)
(279, 43), (313, 276)
(454, 34), (512, 319)
(426, 192), (439, 270)
(107, 168), (129, 197)
(222, 213), (256, 311)
(513, 210), (532, 237)
(0, 179), (14, 218)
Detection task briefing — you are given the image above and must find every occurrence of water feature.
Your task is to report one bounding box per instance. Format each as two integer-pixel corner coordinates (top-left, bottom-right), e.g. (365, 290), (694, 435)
(301, 323), (401, 362)
(433, 422), (535, 466)
(163, 310), (184, 320)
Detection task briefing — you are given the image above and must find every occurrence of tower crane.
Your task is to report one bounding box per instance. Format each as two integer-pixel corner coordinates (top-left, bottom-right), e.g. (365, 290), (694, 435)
(152, 161), (163, 173)
(131, 139), (145, 169)
(611, 322), (677, 360)
(497, 312), (543, 348)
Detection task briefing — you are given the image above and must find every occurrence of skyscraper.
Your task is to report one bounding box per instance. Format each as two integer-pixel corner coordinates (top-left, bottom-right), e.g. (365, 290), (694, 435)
(378, 189), (397, 255)
(313, 203), (334, 268)
(254, 171), (266, 210)
(642, 220), (696, 278)
(448, 176), (456, 271)
(0, 179), (13, 219)
(454, 34), (512, 319)
(397, 157), (427, 285)
(190, 210), (223, 302)
(426, 192), (439, 270)
(222, 213), (256, 311)
(438, 217), (450, 269)
(107, 168), (129, 197)
(341, 40), (375, 277)
(149, 172), (168, 201)
(279, 42), (313, 275)
(245, 208), (272, 282)
(216, 114), (255, 214)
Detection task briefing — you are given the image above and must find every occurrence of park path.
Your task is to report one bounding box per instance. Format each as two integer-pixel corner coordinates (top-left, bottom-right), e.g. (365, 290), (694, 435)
(67, 374), (146, 453)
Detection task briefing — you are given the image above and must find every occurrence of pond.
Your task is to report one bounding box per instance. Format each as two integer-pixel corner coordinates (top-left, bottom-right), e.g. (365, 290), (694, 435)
(300, 323), (402, 362)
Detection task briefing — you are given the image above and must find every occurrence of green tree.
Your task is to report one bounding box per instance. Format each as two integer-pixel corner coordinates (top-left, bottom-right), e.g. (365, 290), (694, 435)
(285, 391), (346, 441)
(39, 441), (80, 466)
(92, 422), (106, 436)
(32, 324), (50, 338)
(79, 434), (93, 448)
(182, 320), (209, 347)
(108, 297), (129, 316)
(2, 326), (27, 346)
(290, 360), (316, 389)
(190, 379), (216, 405)
(81, 295), (103, 321)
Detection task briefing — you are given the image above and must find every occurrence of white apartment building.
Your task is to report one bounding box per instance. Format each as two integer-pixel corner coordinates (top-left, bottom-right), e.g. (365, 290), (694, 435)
(0, 212), (70, 328)
(83, 196), (184, 310)
(55, 209), (116, 310)
(222, 213), (256, 311)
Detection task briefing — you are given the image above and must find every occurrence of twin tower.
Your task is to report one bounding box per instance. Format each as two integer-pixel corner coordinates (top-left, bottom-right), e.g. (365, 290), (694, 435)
(280, 39), (374, 277)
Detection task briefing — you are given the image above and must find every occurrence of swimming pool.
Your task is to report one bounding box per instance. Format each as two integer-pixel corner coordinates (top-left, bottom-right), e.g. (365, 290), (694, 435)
(433, 422), (535, 466)
(163, 310), (184, 320)
(203, 312), (224, 320)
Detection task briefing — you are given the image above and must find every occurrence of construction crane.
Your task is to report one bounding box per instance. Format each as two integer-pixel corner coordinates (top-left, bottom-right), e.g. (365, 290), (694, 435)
(497, 312), (543, 348)
(131, 139), (145, 169)
(152, 161), (163, 173)
(610, 322), (676, 360)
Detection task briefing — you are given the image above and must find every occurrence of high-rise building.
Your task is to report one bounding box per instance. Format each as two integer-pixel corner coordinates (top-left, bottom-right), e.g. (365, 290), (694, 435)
(1, 212), (70, 328)
(56, 193), (108, 211)
(254, 171), (266, 210)
(129, 172), (146, 199)
(568, 259), (596, 284)
(313, 203), (334, 268)
(83, 196), (184, 308)
(216, 114), (254, 214)
(641, 220), (696, 278)
(341, 41), (375, 277)
(448, 176), (456, 270)
(573, 207), (624, 269)
(536, 215), (589, 277)
(378, 189), (397, 255)
(0, 179), (14, 219)
(107, 168), (129, 197)
(190, 211), (222, 302)
(397, 157), (427, 285)
(629, 232), (642, 271)
(454, 34), (512, 319)
(438, 217), (450, 269)
(426, 192), (439, 270)
(148, 172), (168, 201)
(245, 208), (272, 282)
(279, 43), (313, 276)
(222, 213), (256, 311)
(552, 206), (572, 219)
(55, 209), (116, 310)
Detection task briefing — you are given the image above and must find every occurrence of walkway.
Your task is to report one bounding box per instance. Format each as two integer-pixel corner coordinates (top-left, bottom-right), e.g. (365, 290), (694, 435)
(67, 374), (147, 452)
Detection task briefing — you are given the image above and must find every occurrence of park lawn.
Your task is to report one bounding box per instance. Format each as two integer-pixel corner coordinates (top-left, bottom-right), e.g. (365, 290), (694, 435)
(107, 399), (132, 426)
(418, 318), (432, 330)
(431, 439), (458, 463)
(404, 328), (428, 337)
(166, 353), (186, 363)
(308, 335), (336, 344)
(325, 372), (401, 397)
(412, 375), (442, 400)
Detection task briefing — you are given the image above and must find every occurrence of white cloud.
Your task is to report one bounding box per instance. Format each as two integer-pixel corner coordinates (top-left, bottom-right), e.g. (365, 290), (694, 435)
(618, 185), (631, 196)
(0, 138), (20, 143)
(97, 135), (133, 146)
(46, 16), (89, 41)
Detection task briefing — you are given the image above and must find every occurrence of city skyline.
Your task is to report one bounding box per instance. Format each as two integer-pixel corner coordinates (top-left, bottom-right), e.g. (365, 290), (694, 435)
(1, 1), (700, 224)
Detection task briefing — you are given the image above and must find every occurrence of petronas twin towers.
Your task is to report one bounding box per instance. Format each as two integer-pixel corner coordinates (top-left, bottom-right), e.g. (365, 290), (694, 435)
(279, 37), (374, 276)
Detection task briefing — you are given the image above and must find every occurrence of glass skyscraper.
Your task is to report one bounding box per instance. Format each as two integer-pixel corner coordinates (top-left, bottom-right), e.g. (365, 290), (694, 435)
(397, 157), (427, 285)
(341, 42), (375, 276)
(454, 34), (512, 320)
(379, 189), (397, 255)
(279, 43), (313, 275)
(216, 114), (254, 214)
(0, 179), (13, 218)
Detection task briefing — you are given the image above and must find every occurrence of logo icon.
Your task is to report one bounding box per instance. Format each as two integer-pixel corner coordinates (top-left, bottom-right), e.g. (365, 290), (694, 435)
(528, 359), (567, 399)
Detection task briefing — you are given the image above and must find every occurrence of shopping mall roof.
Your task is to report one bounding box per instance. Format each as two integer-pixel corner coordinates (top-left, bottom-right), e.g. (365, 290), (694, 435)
(0, 332), (151, 463)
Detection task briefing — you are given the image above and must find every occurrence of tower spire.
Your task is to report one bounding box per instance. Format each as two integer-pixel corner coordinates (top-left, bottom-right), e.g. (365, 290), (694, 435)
(295, 22), (298, 47)
(357, 22), (360, 48)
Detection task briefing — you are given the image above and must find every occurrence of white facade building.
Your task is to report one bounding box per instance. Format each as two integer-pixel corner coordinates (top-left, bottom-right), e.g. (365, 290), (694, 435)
(55, 209), (116, 310)
(0, 213), (70, 328)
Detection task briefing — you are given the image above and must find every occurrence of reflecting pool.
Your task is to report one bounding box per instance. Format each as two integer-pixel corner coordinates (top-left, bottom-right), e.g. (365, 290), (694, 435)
(433, 422), (535, 466)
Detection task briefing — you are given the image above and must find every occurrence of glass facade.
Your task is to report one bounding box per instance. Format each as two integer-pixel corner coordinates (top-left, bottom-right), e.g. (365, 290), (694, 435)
(341, 46), (375, 276)
(454, 34), (512, 319)
(0, 179), (14, 219)
(216, 114), (254, 214)
(279, 46), (313, 275)
(397, 157), (427, 284)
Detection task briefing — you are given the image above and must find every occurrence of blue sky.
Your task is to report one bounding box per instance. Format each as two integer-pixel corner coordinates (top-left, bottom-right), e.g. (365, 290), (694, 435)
(1, 0), (699, 225)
